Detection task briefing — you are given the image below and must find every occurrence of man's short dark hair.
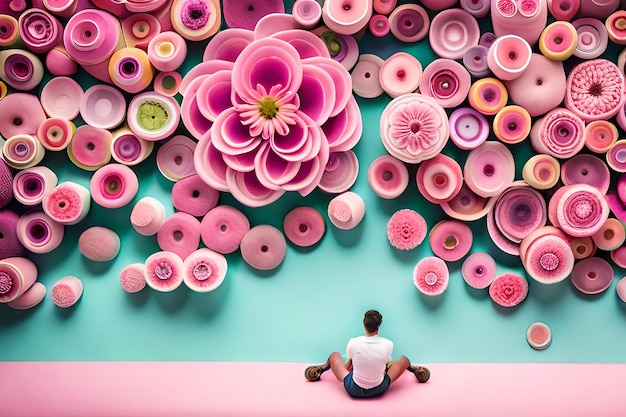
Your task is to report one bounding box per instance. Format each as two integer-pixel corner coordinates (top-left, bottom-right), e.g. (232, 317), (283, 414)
(363, 310), (383, 332)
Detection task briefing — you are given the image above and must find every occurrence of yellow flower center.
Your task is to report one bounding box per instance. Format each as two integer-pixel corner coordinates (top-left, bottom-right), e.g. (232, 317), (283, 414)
(258, 97), (279, 119)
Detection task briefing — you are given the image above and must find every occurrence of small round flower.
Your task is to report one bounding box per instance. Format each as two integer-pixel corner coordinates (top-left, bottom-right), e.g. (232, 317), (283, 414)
(387, 209), (427, 250)
(489, 273), (528, 307)
(413, 256), (449, 296)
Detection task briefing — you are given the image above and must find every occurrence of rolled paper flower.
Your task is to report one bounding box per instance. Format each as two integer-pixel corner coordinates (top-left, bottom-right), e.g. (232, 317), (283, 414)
(538, 21), (577, 61)
(461, 252), (496, 289)
(464, 141), (515, 198)
(51, 276), (83, 308)
(462, 45), (490, 78)
(578, 0), (620, 19)
(120, 263), (146, 293)
(183, 248), (227, 292)
(2, 134), (45, 169)
(147, 31), (187, 73)
(379, 52), (422, 98)
(560, 154), (610, 194)
(283, 206), (326, 247)
(0, 256), (37, 303)
(419, 59), (471, 108)
(144, 251), (184, 292)
(111, 126), (154, 166)
(17, 210), (63, 254)
(492, 182), (547, 244)
(293, 0), (322, 29)
(240, 224), (287, 271)
(571, 257), (614, 295)
(416, 153), (462, 204)
(522, 154), (560, 190)
(127, 92), (180, 141)
(7, 281), (45, 310)
(78, 226), (120, 262)
(90, 164), (139, 209)
(585, 120), (618, 154)
(121, 13), (161, 49)
(40, 76), (83, 121)
(479, 32), (497, 48)
(171, 174), (219, 217)
(571, 236), (595, 260)
(0, 210), (25, 258)
(606, 11), (626, 45)
(0, 14), (19, 48)
(153, 71), (182, 98)
(460, 0), (490, 18)
(572, 18), (608, 60)
(530, 108), (585, 159)
(0, 49), (45, 91)
(327, 191), (365, 230)
(12, 166), (57, 206)
(130, 196), (166, 237)
(606, 140), (626, 173)
(156, 135), (196, 181)
(441, 183), (496, 221)
(565, 59), (625, 123)
(369, 14), (389, 37)
(67, 125), (112, 171)
(45, 46), (78, 77)
(0, 159), (13, 208)
(80, 84), (126, 130)
(321, 0), (372, 35)
(379, 93), (449, 164)
(388, 4), (429, 43)
(591, 218), (625, 251)
(201, 205), (250, 254)
(505, 53), (566, 118)
(367, 155), (409, 199)
(547, 0), (579, 21)
(550, 184), (609, 238)
(63, 9), (123, 65)
(192, 134), (228, 193)
(448, 107), (489, 151)
(374, 0), (396, 14)
(487, 35), (532, 81)
(108, 47), (154, 94)
(429, 8), (480, 60)
(18, 8), (62, 54)
(617, 276), (626, 302)
(492, 105), (531, 145)
(387, 209), (427, 251)
(171, 0), (221, 41)
(468, 77), (508, 116)
(491, 0), (547, 46)
(318, 150), (358, 194)
(157, 212), (201, 260)
(42, 181), (90, 225)
(351, 54), (384, 99)
(429, 220), (473, 262)
(413, 256), (449, 296)
(489, 272), (528, 307)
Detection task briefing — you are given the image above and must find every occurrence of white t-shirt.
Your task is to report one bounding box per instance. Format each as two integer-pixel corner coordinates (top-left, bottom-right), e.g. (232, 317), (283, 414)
(346, 335), (393, 389)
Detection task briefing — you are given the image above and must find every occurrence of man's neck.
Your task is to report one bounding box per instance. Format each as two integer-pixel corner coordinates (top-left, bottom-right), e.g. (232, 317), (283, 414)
(365, 331), (378, 337)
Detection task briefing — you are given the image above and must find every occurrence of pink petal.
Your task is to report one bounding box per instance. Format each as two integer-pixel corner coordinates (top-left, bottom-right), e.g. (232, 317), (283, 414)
(223, 0), (285, 31)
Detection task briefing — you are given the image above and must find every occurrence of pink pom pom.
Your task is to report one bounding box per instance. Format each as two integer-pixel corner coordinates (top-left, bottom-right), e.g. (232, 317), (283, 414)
(413, 256), (449, 296)
(489, 273), (528, 307)
(387, 209), (427, 251)
(51, 276), (83, 308)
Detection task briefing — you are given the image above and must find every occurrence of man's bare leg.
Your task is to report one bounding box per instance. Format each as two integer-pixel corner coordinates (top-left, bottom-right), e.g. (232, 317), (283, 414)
(387, 355), (431, 383)
(328, 351), (350, 382)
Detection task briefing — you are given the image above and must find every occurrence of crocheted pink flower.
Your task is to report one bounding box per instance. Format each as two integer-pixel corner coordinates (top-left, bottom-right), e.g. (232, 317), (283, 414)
(489, 273), (528, 307)
(387, 209), (427, 250)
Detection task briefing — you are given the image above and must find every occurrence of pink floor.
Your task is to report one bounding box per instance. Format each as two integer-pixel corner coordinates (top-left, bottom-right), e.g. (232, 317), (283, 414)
(1, 362), (624, 417)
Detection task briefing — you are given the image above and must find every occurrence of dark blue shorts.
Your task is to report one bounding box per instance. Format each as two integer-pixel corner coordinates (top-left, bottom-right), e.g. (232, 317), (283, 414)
(343, 372), (391, 398)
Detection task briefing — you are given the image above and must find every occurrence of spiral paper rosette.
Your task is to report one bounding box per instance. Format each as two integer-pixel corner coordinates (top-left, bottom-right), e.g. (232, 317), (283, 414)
(489, 273), (528, 307)
(564, 59), (626, 122)
(530, 107), (586, 159)
(186, 29), (360, 207)
(380, 93), (449, 164)
(548, 184), (609, 238)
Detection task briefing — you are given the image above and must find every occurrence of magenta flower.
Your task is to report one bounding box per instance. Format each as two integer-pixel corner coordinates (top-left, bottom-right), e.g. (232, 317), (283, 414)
(184, 28), (360, 207)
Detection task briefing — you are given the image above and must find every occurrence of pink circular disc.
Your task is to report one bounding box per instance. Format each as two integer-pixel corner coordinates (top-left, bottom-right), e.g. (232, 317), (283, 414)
(367, 155), (409, 199)
(489, 273), (528, 307)
(119, 263), (146, 293)
(379, 52), (422, 98)
(461, 252), (496, 289)
(144, 251), (184, 292)
(156, 135), (197, 181)
(80, 84), (126, 130)
(527, 322), (552, 350)
(283, 206), (326, 247)
(429, 8), (480, 60)
(413, 256), (449, 296)
(183, 248), (227, 292)
(200, 205), (250, 254)
(571, 256), (614, 295)
(51, 275), (83, 308)
(387, 209), (427, 251)
(40, 76), (83, 120)
(157, 212), (202, 260)
(90, 164), (139, 209)
(16, 211), (64, 254)
(617, 276), (626, 302)
(419, 58), (472, 108)
(416, 153), (463, 204)
(78, 226), (120, 262)
(388, 4), (430, 43)
(429, 220), (473, 262)
(351, 54), (385, 99)
(130, 196), (166, 237)
(171, 174), (220, 217)
(448, 107), (489, 150)
(240, 225), (287, 271)
(464, 141), (515, 198)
